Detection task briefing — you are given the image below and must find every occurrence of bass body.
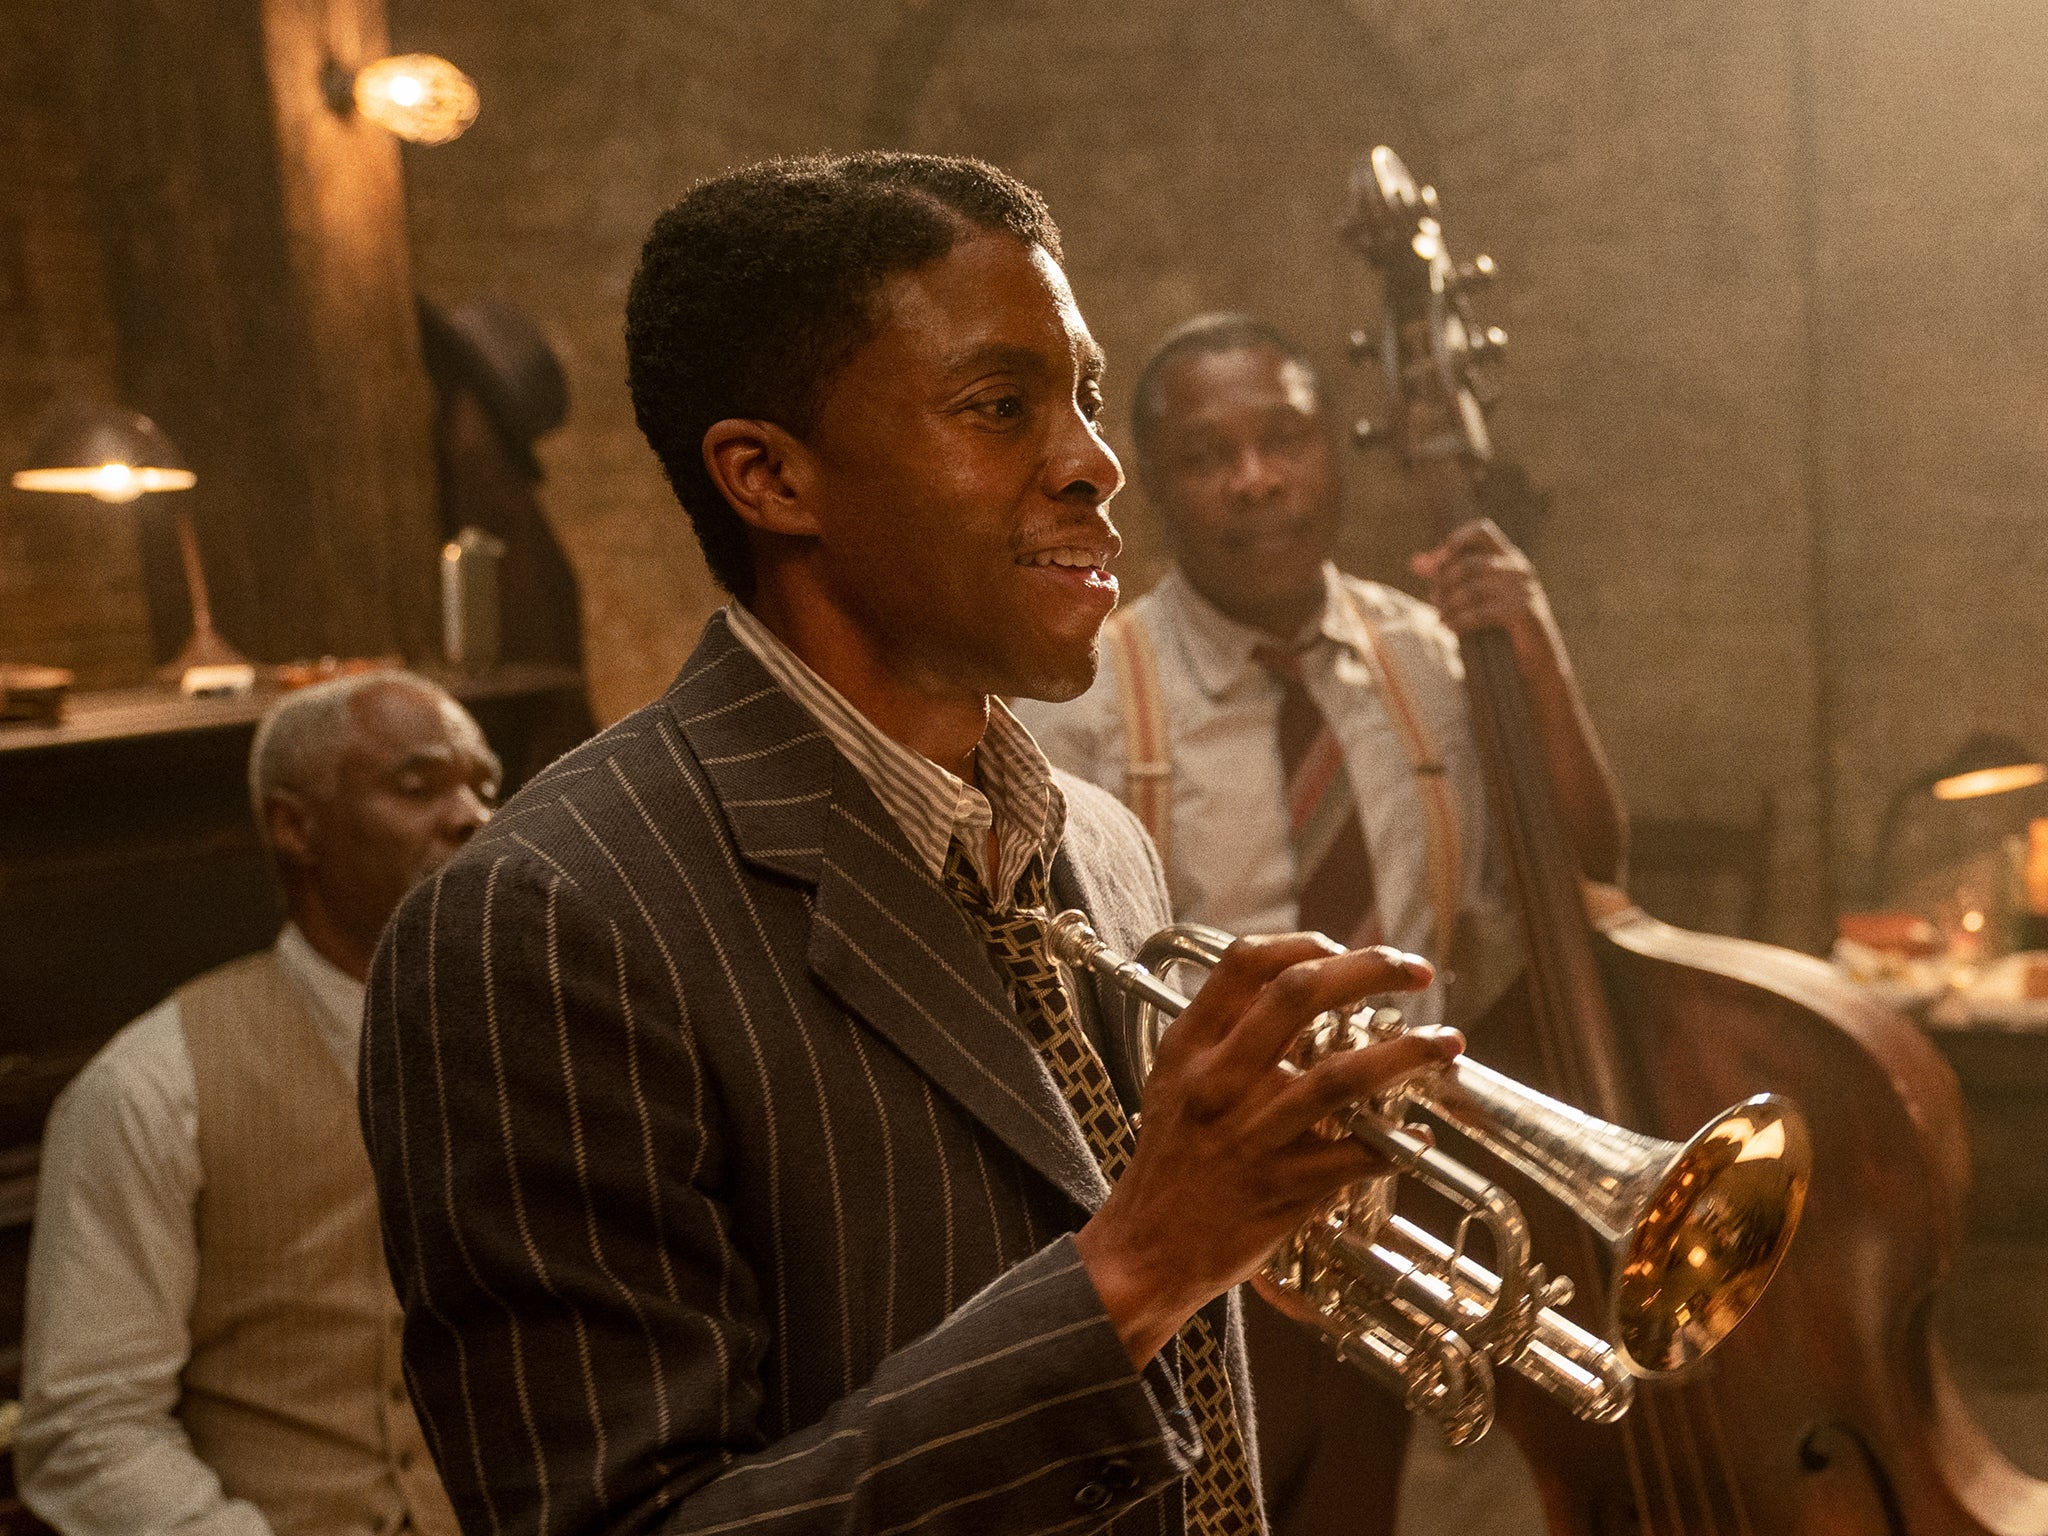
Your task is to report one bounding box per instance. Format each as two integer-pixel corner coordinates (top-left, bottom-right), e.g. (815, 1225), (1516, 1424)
(1348, 143), (2048, 1535)
(1461, 908), (2043, 1535)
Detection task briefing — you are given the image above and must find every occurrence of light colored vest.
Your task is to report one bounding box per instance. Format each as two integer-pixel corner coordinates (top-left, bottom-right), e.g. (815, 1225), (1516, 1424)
(178, 951), (460, 1536)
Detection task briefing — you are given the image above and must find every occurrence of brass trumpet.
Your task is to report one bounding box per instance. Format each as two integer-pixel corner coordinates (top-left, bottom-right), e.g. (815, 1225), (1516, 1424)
(1042, 912), (1811, 1446)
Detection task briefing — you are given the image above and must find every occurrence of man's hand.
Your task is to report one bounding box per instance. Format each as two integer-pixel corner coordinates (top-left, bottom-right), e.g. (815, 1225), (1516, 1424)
(1410, 516), (1557, 671)
(1410, 514), (1629, 882)
(1073, 934), (1460, 1367)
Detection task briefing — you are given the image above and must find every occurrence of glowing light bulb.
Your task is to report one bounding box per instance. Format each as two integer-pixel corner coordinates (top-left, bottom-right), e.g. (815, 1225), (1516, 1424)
(351, 54), (478, 145)
(92, 463), (143, 502)
(1961, 909), (1986, 933)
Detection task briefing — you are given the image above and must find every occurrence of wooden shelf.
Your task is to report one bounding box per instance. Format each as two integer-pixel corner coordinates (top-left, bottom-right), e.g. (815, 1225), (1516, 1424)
(0, 663), (583, 755)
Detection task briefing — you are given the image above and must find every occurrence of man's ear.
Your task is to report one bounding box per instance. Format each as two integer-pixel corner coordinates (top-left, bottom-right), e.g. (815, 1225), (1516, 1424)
(264, 792), (319, 871)
(702, 419), (819, 538)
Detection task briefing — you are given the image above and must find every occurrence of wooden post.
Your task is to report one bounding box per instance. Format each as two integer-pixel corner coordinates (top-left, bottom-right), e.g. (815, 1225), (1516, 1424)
(75, 0), (440, 665)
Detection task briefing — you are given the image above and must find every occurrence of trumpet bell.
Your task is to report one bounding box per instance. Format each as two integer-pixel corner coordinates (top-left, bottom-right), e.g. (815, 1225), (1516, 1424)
(1612, 1095), (1810, 1376)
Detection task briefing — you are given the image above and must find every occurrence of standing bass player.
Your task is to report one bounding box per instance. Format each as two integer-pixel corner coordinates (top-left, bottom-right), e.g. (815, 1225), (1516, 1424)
(1018, 312), (1628, 1536)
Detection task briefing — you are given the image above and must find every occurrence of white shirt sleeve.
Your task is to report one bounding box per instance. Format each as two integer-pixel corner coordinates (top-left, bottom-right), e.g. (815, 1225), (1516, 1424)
(14, 999), (275, 1536)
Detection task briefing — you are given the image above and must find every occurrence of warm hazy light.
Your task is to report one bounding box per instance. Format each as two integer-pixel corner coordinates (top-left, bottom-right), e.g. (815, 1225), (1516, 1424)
(11, 462), (197, 501)
(352, 54), (478, 145)
(1933, 761), (2048, 801)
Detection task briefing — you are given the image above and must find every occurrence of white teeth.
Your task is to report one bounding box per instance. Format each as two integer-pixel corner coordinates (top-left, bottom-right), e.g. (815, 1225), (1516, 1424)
(1027, 547), (1101, 568)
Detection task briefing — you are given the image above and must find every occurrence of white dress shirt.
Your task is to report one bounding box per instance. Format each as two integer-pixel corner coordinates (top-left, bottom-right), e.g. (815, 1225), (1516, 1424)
(1015, 564), (1519, 1032)
(16, 926), (365, 1536)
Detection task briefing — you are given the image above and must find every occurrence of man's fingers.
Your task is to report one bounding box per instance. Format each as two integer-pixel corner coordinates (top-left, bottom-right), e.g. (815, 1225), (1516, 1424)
(1165, 931), (1345, 1052)
(1444, 516), (1512, 556)
(1207, 944), (1434, 1083)
(1252, 1029), (1464, 1147)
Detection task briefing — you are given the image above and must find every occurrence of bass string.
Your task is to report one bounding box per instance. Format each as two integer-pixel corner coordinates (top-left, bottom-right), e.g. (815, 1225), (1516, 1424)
(1467, 594), (1750, 1535)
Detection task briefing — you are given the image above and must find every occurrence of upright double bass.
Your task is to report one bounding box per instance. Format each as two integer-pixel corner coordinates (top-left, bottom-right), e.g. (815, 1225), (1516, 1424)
(1346, 146), (2048, 1535)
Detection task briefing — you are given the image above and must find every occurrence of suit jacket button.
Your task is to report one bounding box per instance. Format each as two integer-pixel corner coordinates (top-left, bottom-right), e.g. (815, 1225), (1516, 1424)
(1074, 1480), (1113, 1512)
(1100, 1458), (1139, 1493)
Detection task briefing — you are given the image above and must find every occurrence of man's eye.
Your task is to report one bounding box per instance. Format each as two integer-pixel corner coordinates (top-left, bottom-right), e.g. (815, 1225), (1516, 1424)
(977, 394), (1025, 421)
(1079, 390), (1106, 423)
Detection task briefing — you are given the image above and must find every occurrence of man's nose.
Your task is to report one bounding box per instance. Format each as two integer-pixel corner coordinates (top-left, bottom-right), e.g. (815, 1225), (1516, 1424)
(1052, 407), (1125, 504)
(445, 787), (492, 842)
(1227, 446), (1284, 501)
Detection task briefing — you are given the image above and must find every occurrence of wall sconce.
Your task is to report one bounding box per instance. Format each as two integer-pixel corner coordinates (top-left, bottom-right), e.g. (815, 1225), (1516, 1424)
(1865, 732), (2048, 903)
(11, 404), (249, 684)
(325, 54), (479, 145)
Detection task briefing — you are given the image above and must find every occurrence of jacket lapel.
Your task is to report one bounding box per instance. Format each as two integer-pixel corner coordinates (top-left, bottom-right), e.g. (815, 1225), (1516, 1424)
(669, 615), (1109, 1216)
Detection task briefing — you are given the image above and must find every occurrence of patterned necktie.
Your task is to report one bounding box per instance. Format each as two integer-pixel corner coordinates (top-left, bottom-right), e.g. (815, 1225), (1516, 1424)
(1255, 644), (1379, 949)
(941, 842), (1266, 1536)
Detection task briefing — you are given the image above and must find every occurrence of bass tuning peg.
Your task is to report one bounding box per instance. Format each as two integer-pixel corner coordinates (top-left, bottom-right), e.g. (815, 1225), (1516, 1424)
(1468, 325), (1509, 361)
(1353, 418), (1394, 450)
(1347, 328), (1383, 362)
(1456, 254), (1498, 288)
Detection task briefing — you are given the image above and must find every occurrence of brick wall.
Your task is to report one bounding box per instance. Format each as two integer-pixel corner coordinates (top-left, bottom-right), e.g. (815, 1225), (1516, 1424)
(389, 0), (2048, 947)
(11, 0), (2033, 945)
(388, 0), (905, 722)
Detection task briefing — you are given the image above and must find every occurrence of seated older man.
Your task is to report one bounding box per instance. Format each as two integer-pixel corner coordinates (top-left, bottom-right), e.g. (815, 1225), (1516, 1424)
(16, 671), (499, 1536)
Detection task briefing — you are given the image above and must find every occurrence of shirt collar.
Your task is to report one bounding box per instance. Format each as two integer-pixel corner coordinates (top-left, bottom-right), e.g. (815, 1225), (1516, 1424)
(724, 602), (1065, 903)
(1159, 562), (1364, 700)
(273, 922), (366, 1084)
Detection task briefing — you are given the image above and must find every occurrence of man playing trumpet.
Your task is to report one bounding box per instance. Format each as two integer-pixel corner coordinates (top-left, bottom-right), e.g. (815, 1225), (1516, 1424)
(359, 152), (1456, 1536)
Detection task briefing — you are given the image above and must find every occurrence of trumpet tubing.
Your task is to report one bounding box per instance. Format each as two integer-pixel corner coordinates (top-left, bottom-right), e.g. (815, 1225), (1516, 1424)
(1042, 910), (1811, 1447)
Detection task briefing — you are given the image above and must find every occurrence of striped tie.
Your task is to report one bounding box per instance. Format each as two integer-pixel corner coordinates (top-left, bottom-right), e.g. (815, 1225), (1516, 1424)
(942, 842), (1267, 1536)
(1256, 644), (1379, 949)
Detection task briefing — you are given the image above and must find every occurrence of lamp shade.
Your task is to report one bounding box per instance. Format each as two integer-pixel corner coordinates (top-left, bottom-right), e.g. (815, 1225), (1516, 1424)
(11, 404), (196, 502)
(1928, 732), (2047, 801)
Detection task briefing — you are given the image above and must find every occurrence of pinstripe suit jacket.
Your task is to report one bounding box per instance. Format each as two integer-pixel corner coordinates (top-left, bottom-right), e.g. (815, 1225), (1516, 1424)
(361, 612), (1251, 1536)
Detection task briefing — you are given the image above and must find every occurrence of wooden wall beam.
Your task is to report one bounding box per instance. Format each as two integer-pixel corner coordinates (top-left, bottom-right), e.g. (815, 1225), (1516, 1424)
(75, 0), (438, 665)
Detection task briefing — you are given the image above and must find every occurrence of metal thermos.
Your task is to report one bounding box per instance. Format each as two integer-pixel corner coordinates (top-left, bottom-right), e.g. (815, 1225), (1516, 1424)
(440, 526), (506, 674)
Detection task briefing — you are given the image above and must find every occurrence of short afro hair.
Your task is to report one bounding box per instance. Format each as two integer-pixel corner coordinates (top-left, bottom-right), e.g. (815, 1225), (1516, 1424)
(626, 152), (1064, 599)
(1129, 312), (1323, 475)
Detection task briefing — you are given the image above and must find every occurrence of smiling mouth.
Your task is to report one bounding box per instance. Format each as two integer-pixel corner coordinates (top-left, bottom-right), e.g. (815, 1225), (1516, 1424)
(1021, 545), (1116, 572)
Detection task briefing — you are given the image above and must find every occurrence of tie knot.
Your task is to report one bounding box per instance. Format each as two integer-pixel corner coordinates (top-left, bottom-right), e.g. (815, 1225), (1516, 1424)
(1254, 642), (1310, 683)
(942, 837), (1048, 923)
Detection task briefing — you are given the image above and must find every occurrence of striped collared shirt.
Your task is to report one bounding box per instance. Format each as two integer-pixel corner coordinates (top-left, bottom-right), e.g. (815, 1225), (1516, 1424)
(725, 603), (1066, 909)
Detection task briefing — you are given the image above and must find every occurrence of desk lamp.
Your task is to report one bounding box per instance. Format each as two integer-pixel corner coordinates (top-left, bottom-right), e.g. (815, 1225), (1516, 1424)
(1865, 733), (2047, 904)
(11, 404), (248, 682)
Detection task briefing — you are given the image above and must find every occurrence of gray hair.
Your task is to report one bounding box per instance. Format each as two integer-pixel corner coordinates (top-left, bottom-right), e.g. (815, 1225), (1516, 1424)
(247, 670), (438, 847)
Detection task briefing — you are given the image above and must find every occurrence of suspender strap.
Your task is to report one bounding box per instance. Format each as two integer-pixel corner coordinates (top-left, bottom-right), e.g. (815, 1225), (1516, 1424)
(1101, 608), (1174, 867)
(1104, 587), (1464, 967)
(1339, 586), (1465, 967)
